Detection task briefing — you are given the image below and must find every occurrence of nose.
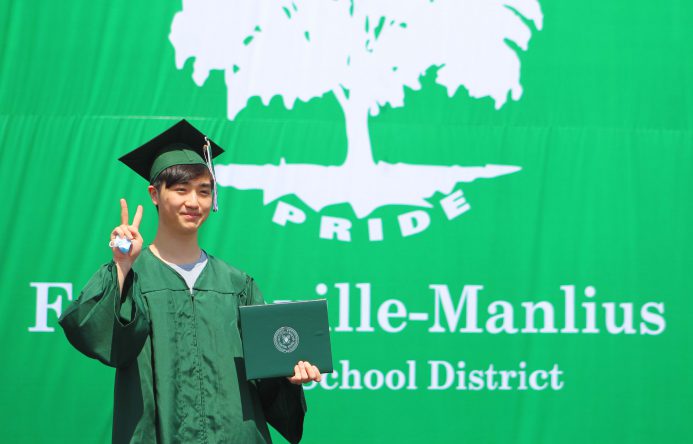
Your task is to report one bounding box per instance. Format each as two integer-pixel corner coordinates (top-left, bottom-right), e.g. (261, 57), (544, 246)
(185, 192), (200, 208)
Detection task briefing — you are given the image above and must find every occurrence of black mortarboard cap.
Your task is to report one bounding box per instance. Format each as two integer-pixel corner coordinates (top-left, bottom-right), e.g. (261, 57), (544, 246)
(118, 119), (224, 211)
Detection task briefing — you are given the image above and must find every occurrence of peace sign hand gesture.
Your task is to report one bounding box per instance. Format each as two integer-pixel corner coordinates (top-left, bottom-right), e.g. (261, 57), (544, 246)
(110, 198), (144, 272)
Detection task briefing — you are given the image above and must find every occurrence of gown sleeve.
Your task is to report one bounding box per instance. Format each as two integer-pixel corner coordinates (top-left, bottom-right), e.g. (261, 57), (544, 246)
(58, 261), (150, 368)
(243, 276), (307, 444)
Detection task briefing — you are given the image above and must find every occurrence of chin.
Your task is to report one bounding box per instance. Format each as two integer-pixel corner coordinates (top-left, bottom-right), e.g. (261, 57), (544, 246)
(182, 218), (204, 228)
(173, 224), (200, 235)
(191, 217), (209, 229)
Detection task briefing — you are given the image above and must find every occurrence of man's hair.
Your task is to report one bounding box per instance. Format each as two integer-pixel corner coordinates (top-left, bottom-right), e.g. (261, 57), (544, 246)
(151, 164), (211, 192)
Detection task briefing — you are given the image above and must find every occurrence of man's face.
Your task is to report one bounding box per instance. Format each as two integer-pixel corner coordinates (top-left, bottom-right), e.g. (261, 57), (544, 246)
(150, 174), (213, 234)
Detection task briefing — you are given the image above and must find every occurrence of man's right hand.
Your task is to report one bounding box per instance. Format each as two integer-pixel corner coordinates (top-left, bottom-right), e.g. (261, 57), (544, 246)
(111, 199), (144, 280)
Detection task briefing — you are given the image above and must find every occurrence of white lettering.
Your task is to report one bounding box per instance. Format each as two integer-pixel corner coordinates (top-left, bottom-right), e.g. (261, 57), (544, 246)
(398, 210), (430, 237)
(486, 300), (518, 334)
(603, 302), (637, 334)
(355, 283), (375, 332)
(340, 360), (363, 389)
(377, 299), (407, 333)
(582, 286), (599, 333)
(384, 369), (406, 390)
(520, 301), (558, 333)
(429, 285), (483, 333)
(334, 283), (353, 332)
(363, 369), (384, 390)
(560, 285), (579, 333)
(528, 370), (549, 390)
(440, 190), (471, 220)
(319, 216), (352, 241)
(319, 372), (339, 390)
(428, 360), (454, 390)
(468, 370), (484, 390)
(405, 360), (418, 390)
(29, 282), (72, 333)
(549, 364), (564, 389)
(640, 302), (666, 335)
(272, 201), (306, 226)
(367, 218), (383, 241)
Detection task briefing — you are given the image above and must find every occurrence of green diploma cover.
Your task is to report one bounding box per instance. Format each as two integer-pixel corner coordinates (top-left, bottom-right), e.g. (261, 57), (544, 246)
(239, 299), (334, 380)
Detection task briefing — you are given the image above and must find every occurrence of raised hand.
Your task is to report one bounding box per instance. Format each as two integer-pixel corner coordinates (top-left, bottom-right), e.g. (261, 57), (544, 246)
(287, 360), (322, 385)
(111, 198), (144, 269)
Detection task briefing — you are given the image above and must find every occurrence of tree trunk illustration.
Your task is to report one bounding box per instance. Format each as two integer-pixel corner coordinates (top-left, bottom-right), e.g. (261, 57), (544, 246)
(333, 88), (375, 169)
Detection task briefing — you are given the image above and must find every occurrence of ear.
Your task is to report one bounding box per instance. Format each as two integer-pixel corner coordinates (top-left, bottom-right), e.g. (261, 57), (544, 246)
(148, 185), (159, 206)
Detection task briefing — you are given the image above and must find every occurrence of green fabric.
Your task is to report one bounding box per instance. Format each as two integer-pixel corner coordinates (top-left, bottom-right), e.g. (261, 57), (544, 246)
(59, 248), (306, 444)
(149, 145), (207, 182)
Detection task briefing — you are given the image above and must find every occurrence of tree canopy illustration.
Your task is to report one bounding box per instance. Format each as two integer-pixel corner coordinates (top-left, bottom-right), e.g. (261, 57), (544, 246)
(170, 0), (543, 217)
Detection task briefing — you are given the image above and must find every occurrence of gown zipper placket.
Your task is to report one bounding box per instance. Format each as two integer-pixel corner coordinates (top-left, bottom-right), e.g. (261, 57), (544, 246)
(189, 285), (209, 443)
(148, 249), (210, 442)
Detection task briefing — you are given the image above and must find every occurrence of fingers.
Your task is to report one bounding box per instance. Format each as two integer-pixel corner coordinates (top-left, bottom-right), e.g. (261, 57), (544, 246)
(289, 364), (301, 384)
(122, 226), (134, 240)
(112, 226), (128, 241)
(286, 361), (322, 385)
(304, 361), (317, 380)
(303, 361), (322, 382)
(128, 225), (142, 241)
(132, 205), (143, 229)
(120, 199), (129, 226)
(112, 200), (144, 260)
(302, 361), (311, 380)
(117, 199), (143, 240)
(112, 225), (139, 242)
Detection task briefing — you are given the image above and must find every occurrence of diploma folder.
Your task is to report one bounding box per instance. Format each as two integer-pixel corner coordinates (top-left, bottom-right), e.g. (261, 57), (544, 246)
(239, 299), (333, 380)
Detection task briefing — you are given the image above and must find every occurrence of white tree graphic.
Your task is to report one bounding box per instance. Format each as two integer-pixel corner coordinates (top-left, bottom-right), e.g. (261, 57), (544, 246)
(170, 0), (543, 218)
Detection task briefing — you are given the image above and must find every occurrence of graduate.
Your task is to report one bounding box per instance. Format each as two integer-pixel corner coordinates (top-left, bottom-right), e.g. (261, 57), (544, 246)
(59, 120), (321, 444)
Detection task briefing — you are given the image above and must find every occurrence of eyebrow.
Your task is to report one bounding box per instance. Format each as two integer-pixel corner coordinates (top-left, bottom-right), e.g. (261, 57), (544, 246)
(173, 180), (211, 188)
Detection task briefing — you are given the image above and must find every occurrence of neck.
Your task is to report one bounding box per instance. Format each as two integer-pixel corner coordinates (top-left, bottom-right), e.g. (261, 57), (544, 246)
(151, 223), (202, 264)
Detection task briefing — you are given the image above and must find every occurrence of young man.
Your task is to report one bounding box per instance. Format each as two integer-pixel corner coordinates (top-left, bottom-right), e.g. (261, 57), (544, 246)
(59, 120), (320, 444)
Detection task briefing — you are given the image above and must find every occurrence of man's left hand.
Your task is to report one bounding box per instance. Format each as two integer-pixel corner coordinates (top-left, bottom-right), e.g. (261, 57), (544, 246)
(287, 361), (322, 385)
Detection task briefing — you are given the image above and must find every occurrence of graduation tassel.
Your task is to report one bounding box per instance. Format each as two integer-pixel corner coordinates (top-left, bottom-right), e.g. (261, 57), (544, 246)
(203, 136), (219, 212)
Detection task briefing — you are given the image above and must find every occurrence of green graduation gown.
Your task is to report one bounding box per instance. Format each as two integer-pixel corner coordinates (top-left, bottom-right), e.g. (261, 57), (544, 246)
(59, 248), (306, 444)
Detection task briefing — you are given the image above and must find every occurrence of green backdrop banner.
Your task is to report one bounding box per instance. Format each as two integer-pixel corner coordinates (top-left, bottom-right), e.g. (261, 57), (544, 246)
(1, 1), (691, 443)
